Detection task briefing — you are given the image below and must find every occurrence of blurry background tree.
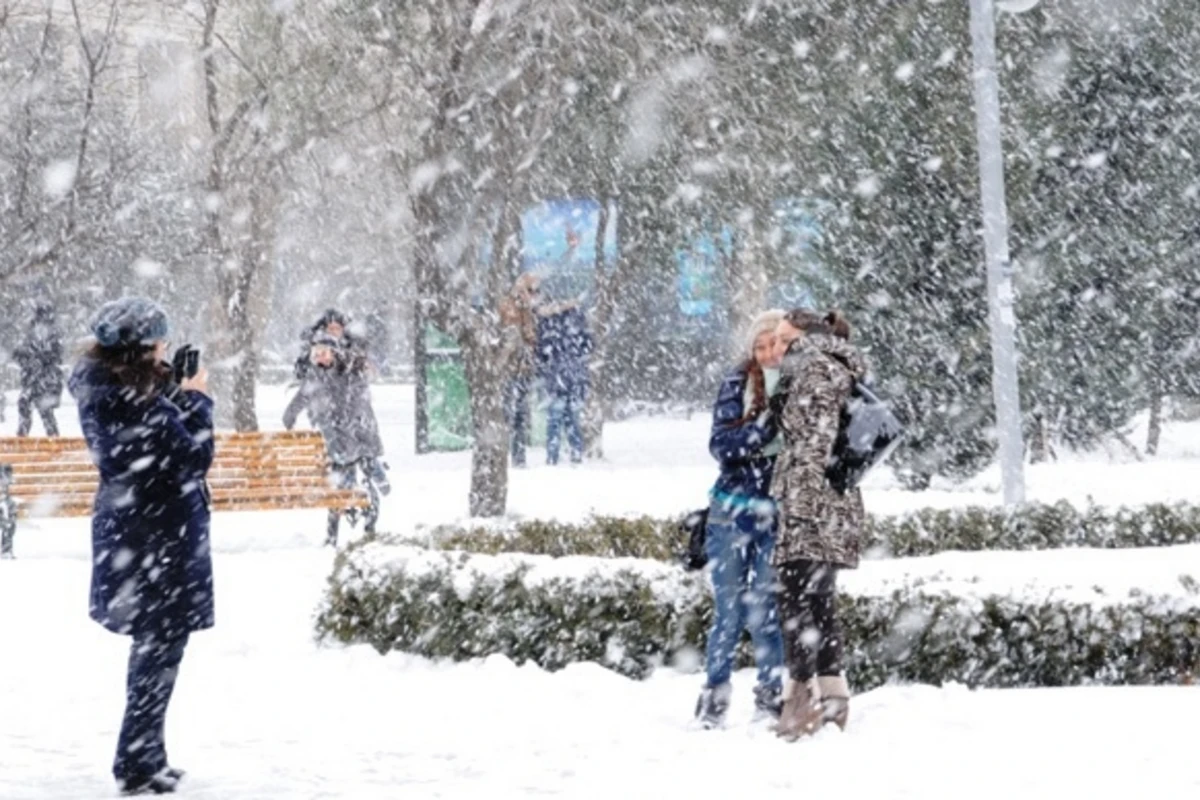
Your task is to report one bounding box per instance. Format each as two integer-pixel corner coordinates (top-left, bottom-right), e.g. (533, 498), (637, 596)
(193, 0), (393, 429)
(4, 0), (1200, 514)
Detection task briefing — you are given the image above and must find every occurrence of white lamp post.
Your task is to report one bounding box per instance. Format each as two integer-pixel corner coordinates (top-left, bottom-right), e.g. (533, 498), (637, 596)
(968, 0), (1031, 506)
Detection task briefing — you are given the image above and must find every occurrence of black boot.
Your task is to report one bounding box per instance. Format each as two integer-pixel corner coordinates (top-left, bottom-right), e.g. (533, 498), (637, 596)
(694, 684), (732, 730)
(753, 683), (784, 720)
(117, 771), (178, 796)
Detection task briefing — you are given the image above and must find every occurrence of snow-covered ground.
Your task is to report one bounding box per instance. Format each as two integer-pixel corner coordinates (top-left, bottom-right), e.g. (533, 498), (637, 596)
(2, 384), (1199, 798)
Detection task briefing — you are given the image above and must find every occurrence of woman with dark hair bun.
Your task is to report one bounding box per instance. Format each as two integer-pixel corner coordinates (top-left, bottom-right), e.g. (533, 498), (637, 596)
(69, 297), (214, 795)
(768, 308), (867, 741)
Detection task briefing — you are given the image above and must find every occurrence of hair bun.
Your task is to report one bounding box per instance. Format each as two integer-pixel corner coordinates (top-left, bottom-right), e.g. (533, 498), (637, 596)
(825, 310), (852, 341)
(94, 321), (119, 347)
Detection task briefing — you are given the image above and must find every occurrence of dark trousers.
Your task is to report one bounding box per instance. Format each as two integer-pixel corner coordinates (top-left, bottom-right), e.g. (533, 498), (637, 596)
(507, 377), (532, 466)
(114, 632), (189, 782)
(546, 389), (584, 465)
(326, 459), (383, 544)
(777, 560), (844, 683)
(17, 393), (58, 437)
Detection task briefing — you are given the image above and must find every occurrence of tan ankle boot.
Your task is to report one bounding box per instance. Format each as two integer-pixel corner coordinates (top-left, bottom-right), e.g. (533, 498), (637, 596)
(775, 679), (823, 741)
(817, 675), (850, 731)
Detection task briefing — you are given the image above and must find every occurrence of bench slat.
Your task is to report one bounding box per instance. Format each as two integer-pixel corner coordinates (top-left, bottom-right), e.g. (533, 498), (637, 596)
(9, 477), (334, 495)
(1, 432), (371, 520)
(9, 467), (333, 481)
(19, 493), (370, 518)
(0, 432), (326, 452)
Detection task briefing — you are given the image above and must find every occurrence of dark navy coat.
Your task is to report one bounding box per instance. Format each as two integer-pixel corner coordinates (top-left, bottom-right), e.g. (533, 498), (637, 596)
(69, 358), (215, 638)
(537, 307), (592, 399)
(709, 366), (779, 501)
(13, 320), (64, 404)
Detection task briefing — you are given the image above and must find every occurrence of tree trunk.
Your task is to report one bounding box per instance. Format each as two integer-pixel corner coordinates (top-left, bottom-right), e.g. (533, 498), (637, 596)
(414, 291), (431, 454)
(462, 330), (509, 517)
(1147, 379), (1163, 456)
(583, 197), (614, 459)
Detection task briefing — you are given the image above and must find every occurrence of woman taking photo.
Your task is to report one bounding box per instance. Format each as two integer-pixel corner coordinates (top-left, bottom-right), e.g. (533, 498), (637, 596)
(69, 297), (214, 795)
(770, 309), (866, 741)
(694, 310), (787, 729)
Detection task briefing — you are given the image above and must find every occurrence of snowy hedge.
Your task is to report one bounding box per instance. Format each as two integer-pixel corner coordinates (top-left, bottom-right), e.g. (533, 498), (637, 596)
(316, 542), (1200, 687)
(412, 502), (1200, 561)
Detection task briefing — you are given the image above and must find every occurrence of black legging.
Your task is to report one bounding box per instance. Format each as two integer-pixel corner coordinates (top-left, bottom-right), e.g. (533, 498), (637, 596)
(17, 393), (58, 437)
(325, 459), (382, 544)
(777, 560), (844, 682)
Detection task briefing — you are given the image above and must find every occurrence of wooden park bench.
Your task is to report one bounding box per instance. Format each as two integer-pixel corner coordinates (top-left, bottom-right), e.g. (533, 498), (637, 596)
(0, 431), (369, 555)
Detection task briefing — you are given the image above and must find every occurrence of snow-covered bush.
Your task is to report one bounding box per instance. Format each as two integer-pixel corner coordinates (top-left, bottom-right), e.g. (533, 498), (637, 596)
(317, 543), (1200, 687)
(410, 502), (1200, 561)
(317, 545), (709, 679)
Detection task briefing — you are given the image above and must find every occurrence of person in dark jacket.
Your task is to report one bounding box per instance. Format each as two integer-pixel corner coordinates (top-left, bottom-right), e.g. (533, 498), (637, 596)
(537, 302), (591, 465)
(283, 332), (388, 545)
(694, 310), (787, 729)
(292, 309), (363, 382)
(68, 297), (214, 796)
(13, 302), (64, 436)
(770, 309), (865, 741)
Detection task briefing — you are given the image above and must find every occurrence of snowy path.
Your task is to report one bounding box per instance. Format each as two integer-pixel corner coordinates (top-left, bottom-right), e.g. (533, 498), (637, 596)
(3, 539), (1200, 799)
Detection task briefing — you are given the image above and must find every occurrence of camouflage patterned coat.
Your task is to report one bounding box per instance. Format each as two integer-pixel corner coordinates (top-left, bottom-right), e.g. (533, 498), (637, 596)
(770, 333), (868, 569)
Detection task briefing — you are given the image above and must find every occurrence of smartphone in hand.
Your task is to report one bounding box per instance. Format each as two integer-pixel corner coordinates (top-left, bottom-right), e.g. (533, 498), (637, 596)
(172, 345), (201, 385)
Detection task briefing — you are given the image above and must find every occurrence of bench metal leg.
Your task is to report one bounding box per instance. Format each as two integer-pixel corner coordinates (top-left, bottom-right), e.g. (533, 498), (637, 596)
(0, 466), (15, 559)
(325, 509), (340, 547)
(0, 515), (13, 558)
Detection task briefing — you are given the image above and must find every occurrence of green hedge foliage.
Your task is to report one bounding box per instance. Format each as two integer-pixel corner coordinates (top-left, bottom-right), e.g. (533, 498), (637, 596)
(409, 502), (1200, 561)
(317, 543), (1200, 688)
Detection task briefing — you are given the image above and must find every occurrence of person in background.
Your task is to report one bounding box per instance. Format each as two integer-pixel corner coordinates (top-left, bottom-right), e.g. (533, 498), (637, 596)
(694, 310), (787, 729)
(291, 308), (373, 382)
(499, 273), (541, 467)
(13, 302), (64, 436)
(365, 310), (391, 377)
(769, 309), (864, 741)
(283, 332), (388, 545)
(536, 301), (591, 465)
(68, 297), (214, 795)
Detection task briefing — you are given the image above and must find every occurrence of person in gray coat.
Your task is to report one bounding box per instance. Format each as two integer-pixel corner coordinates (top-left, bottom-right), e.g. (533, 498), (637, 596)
(769, 309), (866, 741)
(283, 333), (388, 545)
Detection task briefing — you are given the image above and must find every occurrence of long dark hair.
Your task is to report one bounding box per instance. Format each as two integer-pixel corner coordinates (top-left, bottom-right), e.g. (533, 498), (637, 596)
(737, 358), (768, 426)
(783, 309), (853, 341)
(85, 343), (170, 399)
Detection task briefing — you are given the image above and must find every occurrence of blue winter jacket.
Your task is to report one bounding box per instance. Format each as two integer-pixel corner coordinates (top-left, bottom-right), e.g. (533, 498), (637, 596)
(709, 366), (779, 502)
(69, 358), (215, 638)
(537, 307), (592, 398)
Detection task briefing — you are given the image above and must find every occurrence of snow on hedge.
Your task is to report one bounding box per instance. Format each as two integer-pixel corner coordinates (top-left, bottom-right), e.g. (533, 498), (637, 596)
(318, 541), (1200, 686)
(413, 501), (1200, 562)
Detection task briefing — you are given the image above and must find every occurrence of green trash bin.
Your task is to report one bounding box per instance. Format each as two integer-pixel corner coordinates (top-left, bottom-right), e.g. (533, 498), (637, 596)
(421, 326), (552, 455)
(424, 327), (472, 452)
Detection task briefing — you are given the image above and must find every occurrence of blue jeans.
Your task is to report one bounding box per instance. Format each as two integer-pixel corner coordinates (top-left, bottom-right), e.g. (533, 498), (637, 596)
(546, 391), (583, 465)
(703, 496), (784, 693)
(114, 632), (189, 782)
